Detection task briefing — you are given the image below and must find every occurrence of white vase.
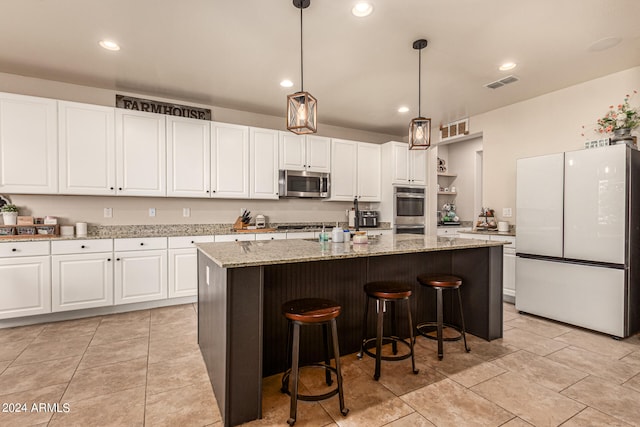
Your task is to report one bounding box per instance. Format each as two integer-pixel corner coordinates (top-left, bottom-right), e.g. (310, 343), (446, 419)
(2, 212), (17, 225)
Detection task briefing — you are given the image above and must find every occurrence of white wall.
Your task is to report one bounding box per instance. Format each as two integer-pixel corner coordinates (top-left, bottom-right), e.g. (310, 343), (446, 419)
(470, 66), (640, 223)
(440, 136), (483, 222)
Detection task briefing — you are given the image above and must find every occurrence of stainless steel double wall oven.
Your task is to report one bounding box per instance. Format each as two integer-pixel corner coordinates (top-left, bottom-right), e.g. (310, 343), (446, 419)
(393, 186), (425, 234)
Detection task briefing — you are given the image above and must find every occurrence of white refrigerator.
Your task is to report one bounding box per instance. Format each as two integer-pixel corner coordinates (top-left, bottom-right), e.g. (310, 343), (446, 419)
(515, 144), (640, 338)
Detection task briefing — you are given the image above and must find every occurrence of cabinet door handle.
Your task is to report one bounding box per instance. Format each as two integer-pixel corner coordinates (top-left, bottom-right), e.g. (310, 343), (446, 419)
(11, 248), (17, 252)
(212, 190), (216, 193)
(206, 190), (210, 193)
(118, 187), (123, 191)
(81, 245), (86, 249)
(110, 186), (114, 190)
(107, 258), (112, 262)
(191, 240), (195, 244)
(116, 258), (121, 261)
(140, 242), (144, 246)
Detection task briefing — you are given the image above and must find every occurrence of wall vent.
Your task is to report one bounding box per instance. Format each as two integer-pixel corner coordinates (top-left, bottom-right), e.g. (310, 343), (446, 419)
(484, 75), (519, 89)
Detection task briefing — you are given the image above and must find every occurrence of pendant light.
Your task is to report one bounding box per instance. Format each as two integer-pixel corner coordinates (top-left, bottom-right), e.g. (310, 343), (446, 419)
(409, 39), (431, 149)
(287, 0), (317, 134)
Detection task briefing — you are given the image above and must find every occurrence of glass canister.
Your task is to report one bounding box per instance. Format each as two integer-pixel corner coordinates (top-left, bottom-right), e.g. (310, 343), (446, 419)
(353, 231), (368, 244)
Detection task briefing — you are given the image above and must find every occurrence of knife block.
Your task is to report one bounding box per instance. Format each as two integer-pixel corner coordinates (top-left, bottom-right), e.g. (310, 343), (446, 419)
(233, 217), (248, 231)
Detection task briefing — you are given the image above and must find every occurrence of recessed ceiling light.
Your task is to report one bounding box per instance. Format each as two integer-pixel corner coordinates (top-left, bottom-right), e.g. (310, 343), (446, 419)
(352, 2), (373, 17)
(499, 62), (516, 71)
(280, 79), (294, 88)
(398, 106), (409, 113)
(588, 36), (622, 52)
(99, 40), (120, 51)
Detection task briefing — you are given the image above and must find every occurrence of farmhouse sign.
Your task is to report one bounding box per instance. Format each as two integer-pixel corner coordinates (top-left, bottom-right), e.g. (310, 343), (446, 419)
(116, 95), (212, 120)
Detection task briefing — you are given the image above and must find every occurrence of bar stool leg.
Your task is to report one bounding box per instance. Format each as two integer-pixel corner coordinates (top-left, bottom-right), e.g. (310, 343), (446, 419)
(330, 318), (349, 416)
(375, 299), (383, 381)
(457, 288), (471, 353)
(357, 296), (369, 359)
(390, 301), (398, 355)
(281, 321), (293, 393)
(406, 299), (419, 374)
(436, 288), (444, 360)
(288, 322), (300, 426)
(322, 324), (333, 386)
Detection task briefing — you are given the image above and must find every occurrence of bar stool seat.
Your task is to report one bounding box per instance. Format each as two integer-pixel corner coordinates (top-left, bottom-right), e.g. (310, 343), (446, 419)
(281, 298), (348, 426)
(358, 281), (418, 380)
(416, 274), (470, 360)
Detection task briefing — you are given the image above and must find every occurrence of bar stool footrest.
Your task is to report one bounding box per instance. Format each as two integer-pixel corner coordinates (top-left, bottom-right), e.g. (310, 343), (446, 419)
(361, 336), (414, 361)
(281, 363), (341, 401)
(416, 322), (464, 342)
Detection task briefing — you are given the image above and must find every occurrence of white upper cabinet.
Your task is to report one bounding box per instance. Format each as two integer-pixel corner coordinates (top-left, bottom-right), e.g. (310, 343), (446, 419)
(250, 127), (279, 199)
(211, 122), (249, 198)
(357, 142), (381, 201)
(167, 116), (211, 198)
(58, 101), (116, 195)
(330, 139), (381, 202)
(330, 139), (358, 201)
(115, 109), (166, 196)
(0, 92), (58, 194)
(387, 141), (427, 185)
(279, 132), (330, 173)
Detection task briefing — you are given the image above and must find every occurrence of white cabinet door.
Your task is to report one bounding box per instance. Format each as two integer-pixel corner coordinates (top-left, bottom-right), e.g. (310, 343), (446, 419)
(390, 142), (410, 184)
(305, 135), (331, 173)
(409, 149), (427, 185)
(503, 250), (516, 299)
(215, 234), (256, 242)
(564, 145), (626, 264)
(114, 250), (167, 304)
(249, 127), (279, 199)
(330, 139), (357, 201)
(279, 132), (305, 171)
(211, 122), (249, 198)
(58, 101), (116, 195)
(115, 109), (166, 196)
(168, 248), (197, 298)
(357, 142), (381, 202)
(516, 153), (564, 257)
(0, 93), (57, 194)
(52, 253), (113, 311)
(167, 116), (211, 198)
(0, 256), (51, 319)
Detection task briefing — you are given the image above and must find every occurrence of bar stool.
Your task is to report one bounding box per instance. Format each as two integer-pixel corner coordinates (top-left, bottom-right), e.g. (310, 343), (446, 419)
(358, 281), (419, 380)
(281, 298), (348, 426)
(416, 274), (470, 360)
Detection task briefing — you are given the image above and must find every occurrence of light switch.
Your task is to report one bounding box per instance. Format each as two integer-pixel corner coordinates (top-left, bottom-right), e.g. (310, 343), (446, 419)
(104, 208), (112, 218)
(183, 208), (191, 217)
(149, 208), (156, 217)
(503, 208), (512, 217)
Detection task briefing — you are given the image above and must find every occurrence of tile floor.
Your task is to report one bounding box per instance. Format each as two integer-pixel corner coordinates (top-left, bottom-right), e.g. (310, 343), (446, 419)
(0, 303), (639, 426)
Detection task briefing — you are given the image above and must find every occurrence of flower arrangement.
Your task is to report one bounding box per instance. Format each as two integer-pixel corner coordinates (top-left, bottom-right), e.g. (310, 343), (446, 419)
(596, 91), (639, 134)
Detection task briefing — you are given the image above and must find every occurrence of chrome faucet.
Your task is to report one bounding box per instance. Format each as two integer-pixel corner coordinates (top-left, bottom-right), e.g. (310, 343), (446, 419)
(354, 197), (360, 231)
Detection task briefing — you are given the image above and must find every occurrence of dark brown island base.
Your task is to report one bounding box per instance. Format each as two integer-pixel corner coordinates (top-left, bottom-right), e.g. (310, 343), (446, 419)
(197, 234), (505, 427)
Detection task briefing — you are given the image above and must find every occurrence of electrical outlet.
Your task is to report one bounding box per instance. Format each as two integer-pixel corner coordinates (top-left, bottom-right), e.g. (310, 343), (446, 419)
(149, 208), (156, 217)
(183, 208), (191, 218)
(103, 208), (112, 218)
(503, 208), (512, 217)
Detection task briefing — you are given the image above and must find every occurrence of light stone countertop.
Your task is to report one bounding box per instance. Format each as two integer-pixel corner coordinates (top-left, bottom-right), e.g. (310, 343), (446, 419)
(196, 234), (506, 268)
(0, 223), (393, 243)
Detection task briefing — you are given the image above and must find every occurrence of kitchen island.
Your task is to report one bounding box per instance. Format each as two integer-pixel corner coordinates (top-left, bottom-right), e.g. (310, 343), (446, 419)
(197, 234), (505, 427)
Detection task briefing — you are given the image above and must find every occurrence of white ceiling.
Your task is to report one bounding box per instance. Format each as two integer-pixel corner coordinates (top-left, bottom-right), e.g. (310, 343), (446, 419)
(2, 0), (639, 137)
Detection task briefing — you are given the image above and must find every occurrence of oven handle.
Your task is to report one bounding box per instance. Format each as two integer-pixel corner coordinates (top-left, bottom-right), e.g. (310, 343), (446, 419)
(395, 193), (425, 199)
(395, 224), (425, 229)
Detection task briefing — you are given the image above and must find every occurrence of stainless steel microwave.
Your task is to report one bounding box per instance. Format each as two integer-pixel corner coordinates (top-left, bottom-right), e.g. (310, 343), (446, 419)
(279, 170), (330, 198)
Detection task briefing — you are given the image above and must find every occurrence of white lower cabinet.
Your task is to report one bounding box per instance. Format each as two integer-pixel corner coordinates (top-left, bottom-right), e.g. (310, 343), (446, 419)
(51, 239), (114, 311)
(114, 238), (168, 305)
(0, 242), (51, 320)
(168, 236), (214, 298)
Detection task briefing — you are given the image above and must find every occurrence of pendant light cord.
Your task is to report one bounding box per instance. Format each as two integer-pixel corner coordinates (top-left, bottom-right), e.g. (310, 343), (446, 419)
(300, 6), (304, 92)
(418, 47), (421, 117)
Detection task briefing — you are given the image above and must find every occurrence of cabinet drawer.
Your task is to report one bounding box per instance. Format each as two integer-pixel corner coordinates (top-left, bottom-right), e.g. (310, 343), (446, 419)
(168, 235), (215, 249)
(0, 241), (50, 258)
(255, 232), (287, 241)
(114, 237), (167, 251)
(51, 239), (113, 255)
(286, 231), (315, 240)
(215, 234), (255, 242)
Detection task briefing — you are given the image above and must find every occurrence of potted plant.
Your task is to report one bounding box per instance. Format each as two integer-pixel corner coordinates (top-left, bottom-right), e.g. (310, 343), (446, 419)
(596, 91), (639, 143)
(1, 204), (18, 225)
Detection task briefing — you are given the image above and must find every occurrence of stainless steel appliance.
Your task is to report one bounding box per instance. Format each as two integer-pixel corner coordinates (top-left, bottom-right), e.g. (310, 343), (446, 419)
(279, 170), (329, 198)
(394, 186), (425, 234)
(516, 144), (640, 338)
(358, 210), (378, 228)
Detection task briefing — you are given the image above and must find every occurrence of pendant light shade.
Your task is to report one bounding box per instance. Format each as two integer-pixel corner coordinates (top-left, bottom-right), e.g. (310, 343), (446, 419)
(409, 39), (431, 150)
(287, 0), (317, 134)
